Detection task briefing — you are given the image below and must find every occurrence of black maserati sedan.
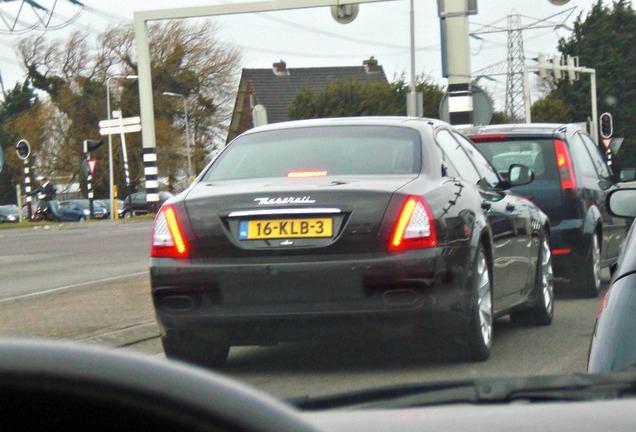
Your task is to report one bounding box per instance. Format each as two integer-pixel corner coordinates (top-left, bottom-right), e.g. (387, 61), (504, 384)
(149, 117), (552, 366)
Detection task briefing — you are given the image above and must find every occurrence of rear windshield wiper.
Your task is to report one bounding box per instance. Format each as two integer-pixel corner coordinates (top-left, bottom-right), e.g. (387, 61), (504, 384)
(289, 370), (636, 410)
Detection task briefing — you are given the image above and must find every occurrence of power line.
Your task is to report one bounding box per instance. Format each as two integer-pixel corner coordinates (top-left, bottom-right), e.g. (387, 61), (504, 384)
(0, 0), (86, 34)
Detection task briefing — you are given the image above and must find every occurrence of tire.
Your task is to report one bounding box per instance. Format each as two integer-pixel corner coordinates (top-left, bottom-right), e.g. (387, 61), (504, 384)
(464, 244), (493, 362)
(510, 233), (554, 326)
(577, 233), (602, 298)
(162, 331), (230, 368)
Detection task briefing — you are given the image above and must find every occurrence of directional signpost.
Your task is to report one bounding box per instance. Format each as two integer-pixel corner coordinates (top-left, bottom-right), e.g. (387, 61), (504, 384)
(99, 113), (141, 219)
(98, 116), (142, 135)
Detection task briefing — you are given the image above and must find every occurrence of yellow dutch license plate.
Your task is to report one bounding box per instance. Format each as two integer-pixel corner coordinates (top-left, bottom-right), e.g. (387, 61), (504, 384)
(239, 218), (333, 240)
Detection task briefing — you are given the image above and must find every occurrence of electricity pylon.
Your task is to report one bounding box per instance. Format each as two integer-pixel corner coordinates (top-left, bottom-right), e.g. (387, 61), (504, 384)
(471, 7), (575, 121)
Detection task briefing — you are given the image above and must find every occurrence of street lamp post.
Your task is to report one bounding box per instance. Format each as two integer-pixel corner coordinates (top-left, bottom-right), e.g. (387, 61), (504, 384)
(163, 92), (193, 181)
(106, 74), (138, 219)
(407, 0), (417, 116)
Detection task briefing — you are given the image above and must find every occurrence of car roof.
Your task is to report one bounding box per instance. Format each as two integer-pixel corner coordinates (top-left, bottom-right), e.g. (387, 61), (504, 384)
(464, 122), (581, 137)
(236, 116), (443, 136)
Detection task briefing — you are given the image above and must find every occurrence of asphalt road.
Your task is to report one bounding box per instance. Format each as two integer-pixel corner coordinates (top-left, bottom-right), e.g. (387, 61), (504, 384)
(0, 220), (607, 400)
(0, 220), (150, 301)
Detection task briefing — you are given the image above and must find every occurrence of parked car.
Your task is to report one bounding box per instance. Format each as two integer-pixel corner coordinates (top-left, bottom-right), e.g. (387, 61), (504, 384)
(121, 191), (174, 217)
(588, 188), (636, 373)
(0, 204), (20, 223)
(467, 123), (634, 298)
(59, 199), (109, 221)
(96, 199), (125, 219)
(150, 116), (552, 367)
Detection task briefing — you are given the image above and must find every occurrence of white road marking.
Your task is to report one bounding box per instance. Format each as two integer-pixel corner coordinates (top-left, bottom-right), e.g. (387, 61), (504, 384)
(0, 271), (148, 304)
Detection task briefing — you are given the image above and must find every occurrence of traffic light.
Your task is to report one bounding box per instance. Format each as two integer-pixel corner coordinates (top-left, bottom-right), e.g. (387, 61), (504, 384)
(83, 139), (104, 154)
(552, 54), (562, 81)
(15, 139), (31, 160)
(600, 113), (613, 139)
(566, 55), (579, 83)
(536, 53), (579, 83)
(537, 53), (549, 79)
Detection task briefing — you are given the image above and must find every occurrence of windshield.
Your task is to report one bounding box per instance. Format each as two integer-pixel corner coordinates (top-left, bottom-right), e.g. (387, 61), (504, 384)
(202, 125), (421, 181)
(474, 138), (559, 180)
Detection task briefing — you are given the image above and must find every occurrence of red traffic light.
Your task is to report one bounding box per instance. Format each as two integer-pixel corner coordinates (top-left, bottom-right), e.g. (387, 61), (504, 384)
(600, 113), (613, 139)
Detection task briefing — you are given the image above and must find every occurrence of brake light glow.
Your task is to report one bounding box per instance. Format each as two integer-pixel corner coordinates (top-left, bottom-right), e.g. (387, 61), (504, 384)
(390, 196), (437, 251)
(287, 170), (328, 178)
(553, 139), (576, 190)
(469, 134), (509, 142)
(151, 205), (189, 258)
(551, 248), (571, 255)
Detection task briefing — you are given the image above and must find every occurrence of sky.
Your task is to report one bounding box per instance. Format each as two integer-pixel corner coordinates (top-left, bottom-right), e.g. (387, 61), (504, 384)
(0, 0), (606, 112)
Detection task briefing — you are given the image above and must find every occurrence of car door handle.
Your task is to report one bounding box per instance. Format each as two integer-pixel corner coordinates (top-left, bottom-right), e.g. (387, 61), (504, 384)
(481, 202), (492, 211)
(506, 204), (515, 212)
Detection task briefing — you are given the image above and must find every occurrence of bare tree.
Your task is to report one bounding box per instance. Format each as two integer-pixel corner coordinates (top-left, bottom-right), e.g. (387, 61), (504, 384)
(16, 19), (241, 196)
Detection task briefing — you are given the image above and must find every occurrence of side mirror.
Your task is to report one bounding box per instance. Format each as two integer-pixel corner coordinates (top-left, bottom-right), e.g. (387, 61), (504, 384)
(508, 164), (535, 186)
(607, 188), (636, 218)
(619, 168), (636, 182)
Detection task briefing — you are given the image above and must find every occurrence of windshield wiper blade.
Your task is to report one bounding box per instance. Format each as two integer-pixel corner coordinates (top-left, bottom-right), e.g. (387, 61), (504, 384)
(290, 370), (636, 410)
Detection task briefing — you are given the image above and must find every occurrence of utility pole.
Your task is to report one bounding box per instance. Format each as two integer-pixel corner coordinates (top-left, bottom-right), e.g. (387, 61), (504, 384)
(134, 1), (399, 212)
(438, 0), (477, 126)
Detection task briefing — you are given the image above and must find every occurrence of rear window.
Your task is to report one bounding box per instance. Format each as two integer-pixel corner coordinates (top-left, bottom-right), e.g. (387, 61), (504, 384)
(473, 138), (558, 180)
(203, 125), (421, 181)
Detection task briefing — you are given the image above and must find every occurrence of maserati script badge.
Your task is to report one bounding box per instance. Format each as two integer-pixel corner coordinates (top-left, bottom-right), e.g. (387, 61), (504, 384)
(254, 196), (316, 205)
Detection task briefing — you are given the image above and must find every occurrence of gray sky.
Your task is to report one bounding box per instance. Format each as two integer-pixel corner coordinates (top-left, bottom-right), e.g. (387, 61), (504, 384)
(0, 0), (605, 111)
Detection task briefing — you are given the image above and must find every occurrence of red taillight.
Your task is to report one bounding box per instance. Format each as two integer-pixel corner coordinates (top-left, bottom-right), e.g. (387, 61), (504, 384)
(389, 196), (437, 251)
(151, 204), (189, 258)
(469, 134), (509, 142)
(553, 139), (576, 190)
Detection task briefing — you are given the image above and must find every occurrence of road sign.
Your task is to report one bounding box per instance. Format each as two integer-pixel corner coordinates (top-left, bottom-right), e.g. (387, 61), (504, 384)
(98, 116), (141, 128)
(87, 158), (97, 176)
(98, 116), (141, 136)
(611, 137), (624, 153)
(601, 137), (613, 150)
(99, 124), (142, 136)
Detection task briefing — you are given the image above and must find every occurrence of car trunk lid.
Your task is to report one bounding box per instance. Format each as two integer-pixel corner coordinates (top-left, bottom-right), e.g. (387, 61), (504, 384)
(182, 176), (418, 258)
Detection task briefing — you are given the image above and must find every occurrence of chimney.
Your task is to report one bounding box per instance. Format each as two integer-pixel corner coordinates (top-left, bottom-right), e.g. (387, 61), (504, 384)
(363, 57), (379, 74)
(273, 60), (289, 76)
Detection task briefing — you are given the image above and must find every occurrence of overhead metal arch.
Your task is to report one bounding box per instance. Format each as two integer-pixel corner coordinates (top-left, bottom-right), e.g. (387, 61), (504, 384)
(133, 0), (397, 209)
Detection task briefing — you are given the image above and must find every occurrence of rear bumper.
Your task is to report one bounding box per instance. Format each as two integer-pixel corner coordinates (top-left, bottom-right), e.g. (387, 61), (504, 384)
(550, 219), (591, 283)
(150, 246), (475, 345)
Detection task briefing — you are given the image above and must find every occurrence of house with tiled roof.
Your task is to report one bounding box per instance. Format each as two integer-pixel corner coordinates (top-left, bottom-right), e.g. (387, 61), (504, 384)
(226, 57), (388, 143)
